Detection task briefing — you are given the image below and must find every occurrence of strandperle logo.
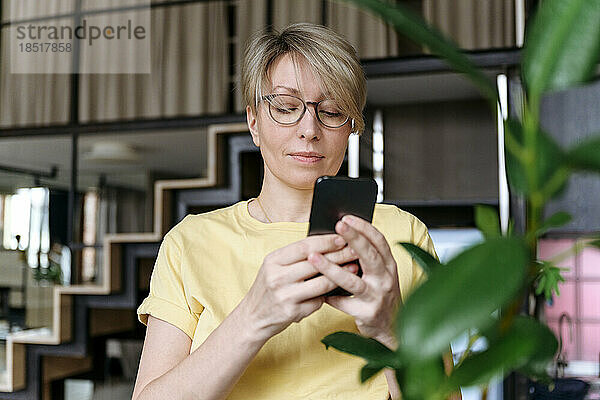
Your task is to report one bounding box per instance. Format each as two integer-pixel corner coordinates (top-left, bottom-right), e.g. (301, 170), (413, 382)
(9, 0), (151, 74)
(15, 19), (147, 47)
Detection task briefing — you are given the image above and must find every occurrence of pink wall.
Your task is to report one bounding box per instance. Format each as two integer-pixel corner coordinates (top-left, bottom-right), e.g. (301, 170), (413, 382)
(540, 239), (600, 362)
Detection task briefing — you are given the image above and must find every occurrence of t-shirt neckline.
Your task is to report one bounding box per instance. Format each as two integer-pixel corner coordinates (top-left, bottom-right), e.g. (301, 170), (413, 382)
(238, 198), (309, 232)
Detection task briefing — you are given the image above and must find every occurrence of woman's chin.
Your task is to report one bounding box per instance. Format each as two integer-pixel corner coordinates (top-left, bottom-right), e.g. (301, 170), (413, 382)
(269, 165), (340, 189)
(286, 174), (334, 190)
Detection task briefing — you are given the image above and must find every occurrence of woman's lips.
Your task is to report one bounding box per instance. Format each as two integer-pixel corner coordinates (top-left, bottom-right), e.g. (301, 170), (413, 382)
(289, 155), (324, 164)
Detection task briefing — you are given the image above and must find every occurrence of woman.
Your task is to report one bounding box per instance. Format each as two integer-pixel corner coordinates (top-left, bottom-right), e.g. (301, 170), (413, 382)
(133, 23), (437, 400)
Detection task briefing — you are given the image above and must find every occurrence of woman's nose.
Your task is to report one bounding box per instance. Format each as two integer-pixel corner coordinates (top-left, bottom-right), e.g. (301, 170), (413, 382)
(297, 105), (321, 140)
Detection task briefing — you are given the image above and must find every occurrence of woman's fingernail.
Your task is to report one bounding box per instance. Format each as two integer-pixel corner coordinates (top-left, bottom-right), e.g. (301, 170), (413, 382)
(342, 215), (354, 224)
(349, 247), (356, 256)
(309, 253), (321, 264)
(335, 236), (346, 246)
(336, 220), (347, 232)
(346, 264), (358, 273)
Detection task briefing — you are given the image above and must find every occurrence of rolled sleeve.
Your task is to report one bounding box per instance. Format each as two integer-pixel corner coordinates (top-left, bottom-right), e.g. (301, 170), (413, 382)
(409, 214), (439, 290)
(137, 231), (200, 340)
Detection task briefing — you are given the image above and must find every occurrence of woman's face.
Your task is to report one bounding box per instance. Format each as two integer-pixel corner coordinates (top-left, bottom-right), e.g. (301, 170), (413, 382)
(246, 53), (352, 191)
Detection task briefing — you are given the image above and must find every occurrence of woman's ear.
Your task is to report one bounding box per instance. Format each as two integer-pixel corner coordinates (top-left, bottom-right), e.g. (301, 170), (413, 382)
(246, 105), (260, 147)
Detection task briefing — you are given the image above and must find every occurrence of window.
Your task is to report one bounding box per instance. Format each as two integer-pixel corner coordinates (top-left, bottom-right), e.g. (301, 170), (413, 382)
(1, 188), (50, 268)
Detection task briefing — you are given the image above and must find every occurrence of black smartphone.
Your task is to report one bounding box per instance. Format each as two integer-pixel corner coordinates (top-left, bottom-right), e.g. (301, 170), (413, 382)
(307, 175), (378, 296)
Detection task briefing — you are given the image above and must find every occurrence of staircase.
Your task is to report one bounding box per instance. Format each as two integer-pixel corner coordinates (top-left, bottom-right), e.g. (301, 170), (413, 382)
(0, 122), (260, 399)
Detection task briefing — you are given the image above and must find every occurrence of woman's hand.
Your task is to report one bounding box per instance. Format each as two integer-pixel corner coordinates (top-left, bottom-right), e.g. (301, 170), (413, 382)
(240, 233), (360, 342)
(307, 215), (401, 347)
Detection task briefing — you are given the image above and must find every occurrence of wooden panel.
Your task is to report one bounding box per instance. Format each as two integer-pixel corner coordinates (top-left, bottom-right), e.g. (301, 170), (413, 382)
(25, 284), (54, 329)
(138, 257), (154, 291)
(382, 99), (498, 202)
(42, 355), (92, 383)
(540, 78), (600, 232)
(59, 294), (72, 342)
(11, 343), (26, 391)
(109, 243), (122, 293)
(215, 128), (229, 186)
(159, 189), (173, 237)
(89, 308), (135, 337)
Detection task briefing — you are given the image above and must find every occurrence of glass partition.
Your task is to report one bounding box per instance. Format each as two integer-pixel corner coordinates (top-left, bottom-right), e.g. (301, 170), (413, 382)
(75, 128), (207, 284)
(0, 135), (70, 338)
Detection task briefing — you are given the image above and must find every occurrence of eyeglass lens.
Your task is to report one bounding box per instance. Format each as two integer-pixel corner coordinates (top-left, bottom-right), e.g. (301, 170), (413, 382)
(268, 94), (348, 128)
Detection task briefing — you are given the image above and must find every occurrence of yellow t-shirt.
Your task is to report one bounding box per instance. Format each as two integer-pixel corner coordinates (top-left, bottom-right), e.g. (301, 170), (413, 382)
(137, 198), (437, 399)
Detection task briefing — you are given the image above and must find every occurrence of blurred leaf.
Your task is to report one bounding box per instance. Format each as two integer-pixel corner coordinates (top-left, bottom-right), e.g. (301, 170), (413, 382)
(399, 357), (446, 400)
(395, 369), (407, 399)
(398, 242), (440, 276)
(523, 371), (554, 388)
(516, 319), (559, 379)
(344, 0), (497, 106)
(504, 119), (567, 196)
(475, 205), (501, 239)
(587, 239), (600, 249)
(505, 119), (531, 194)
(360, 363), (385, 383)
(522, 0), (600, 102)
(566, 136), (600, 173)
(322, 332), (401, 368)
(477, 316), (503, 344)
(441, 317), (557, 392)
(535, 212), (572, 237)
(507, 219), (515, 238)
(535, 261), (567, 301)
(396, 238), (529, 361)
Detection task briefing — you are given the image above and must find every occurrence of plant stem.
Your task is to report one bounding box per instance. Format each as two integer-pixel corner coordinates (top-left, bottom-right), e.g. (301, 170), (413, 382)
(522, 97), (543, 253)
(482, 385), (489, 400)
(504, 122), (528, 163)
(455, 333), (480, 368)
(540, 167), (570, 201)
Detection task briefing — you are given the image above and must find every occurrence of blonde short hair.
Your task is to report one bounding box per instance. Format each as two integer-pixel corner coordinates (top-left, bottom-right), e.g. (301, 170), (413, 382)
(240, 23), (367, 135)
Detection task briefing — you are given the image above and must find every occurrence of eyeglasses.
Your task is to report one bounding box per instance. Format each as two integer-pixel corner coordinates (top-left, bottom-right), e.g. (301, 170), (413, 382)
(261, 93), (351, 129)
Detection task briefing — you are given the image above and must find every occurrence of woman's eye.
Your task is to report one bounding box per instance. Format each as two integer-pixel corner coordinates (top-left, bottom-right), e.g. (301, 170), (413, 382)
(322, 111), (341, 117)
(275, 107), (297, 113)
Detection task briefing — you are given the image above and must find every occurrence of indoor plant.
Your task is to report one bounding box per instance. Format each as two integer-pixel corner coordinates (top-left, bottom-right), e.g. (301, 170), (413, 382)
(321, 1), (600, 398)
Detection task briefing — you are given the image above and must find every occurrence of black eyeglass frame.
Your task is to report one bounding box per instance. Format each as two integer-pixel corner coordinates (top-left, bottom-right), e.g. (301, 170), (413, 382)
(260, 93), (353, 130)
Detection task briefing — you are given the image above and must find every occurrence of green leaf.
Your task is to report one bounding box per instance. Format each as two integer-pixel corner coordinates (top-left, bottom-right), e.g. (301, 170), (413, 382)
(396, 237), (529, 361)
(321, 332), (401, 368)
(522, 0), (600, 103)
(587, 239), (600, 249)
(507, 219), (515, 238)
(360, 363), (385, 383)
(522, 370), (554, 388)
(475, 205), (501, 239)
(401, 358), (446, 400)
(398, 242), (440, 276)
(476, 316), (503, 344)
(504, 119), (567, 196)
(535, 261), (567, 301)
(566, 136), (600, 173)
(504, 120), (530, 194)
(441, 317), (557, 391)
(535, 212), (572, 237)
(516, 320), (559, 379)
(343, 0), (497, 107)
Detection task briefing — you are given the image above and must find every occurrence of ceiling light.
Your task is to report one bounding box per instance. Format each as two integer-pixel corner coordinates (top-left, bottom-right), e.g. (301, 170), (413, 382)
(83, 141), (141, 164)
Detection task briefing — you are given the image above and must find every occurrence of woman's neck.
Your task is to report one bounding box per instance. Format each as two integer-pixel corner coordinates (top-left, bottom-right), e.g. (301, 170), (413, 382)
(250, 179), (314, 223)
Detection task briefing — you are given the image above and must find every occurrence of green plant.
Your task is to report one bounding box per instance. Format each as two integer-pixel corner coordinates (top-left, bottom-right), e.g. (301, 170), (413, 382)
(32, 262), (63, 285)
(321, 0), (600, 398)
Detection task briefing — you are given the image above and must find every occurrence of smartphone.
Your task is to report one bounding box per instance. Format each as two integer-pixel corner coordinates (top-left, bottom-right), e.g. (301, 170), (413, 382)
(307, 175), (378, 296)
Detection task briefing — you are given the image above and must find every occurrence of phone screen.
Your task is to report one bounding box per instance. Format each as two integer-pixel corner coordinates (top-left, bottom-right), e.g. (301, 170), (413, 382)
(307, 175), (377, 295)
